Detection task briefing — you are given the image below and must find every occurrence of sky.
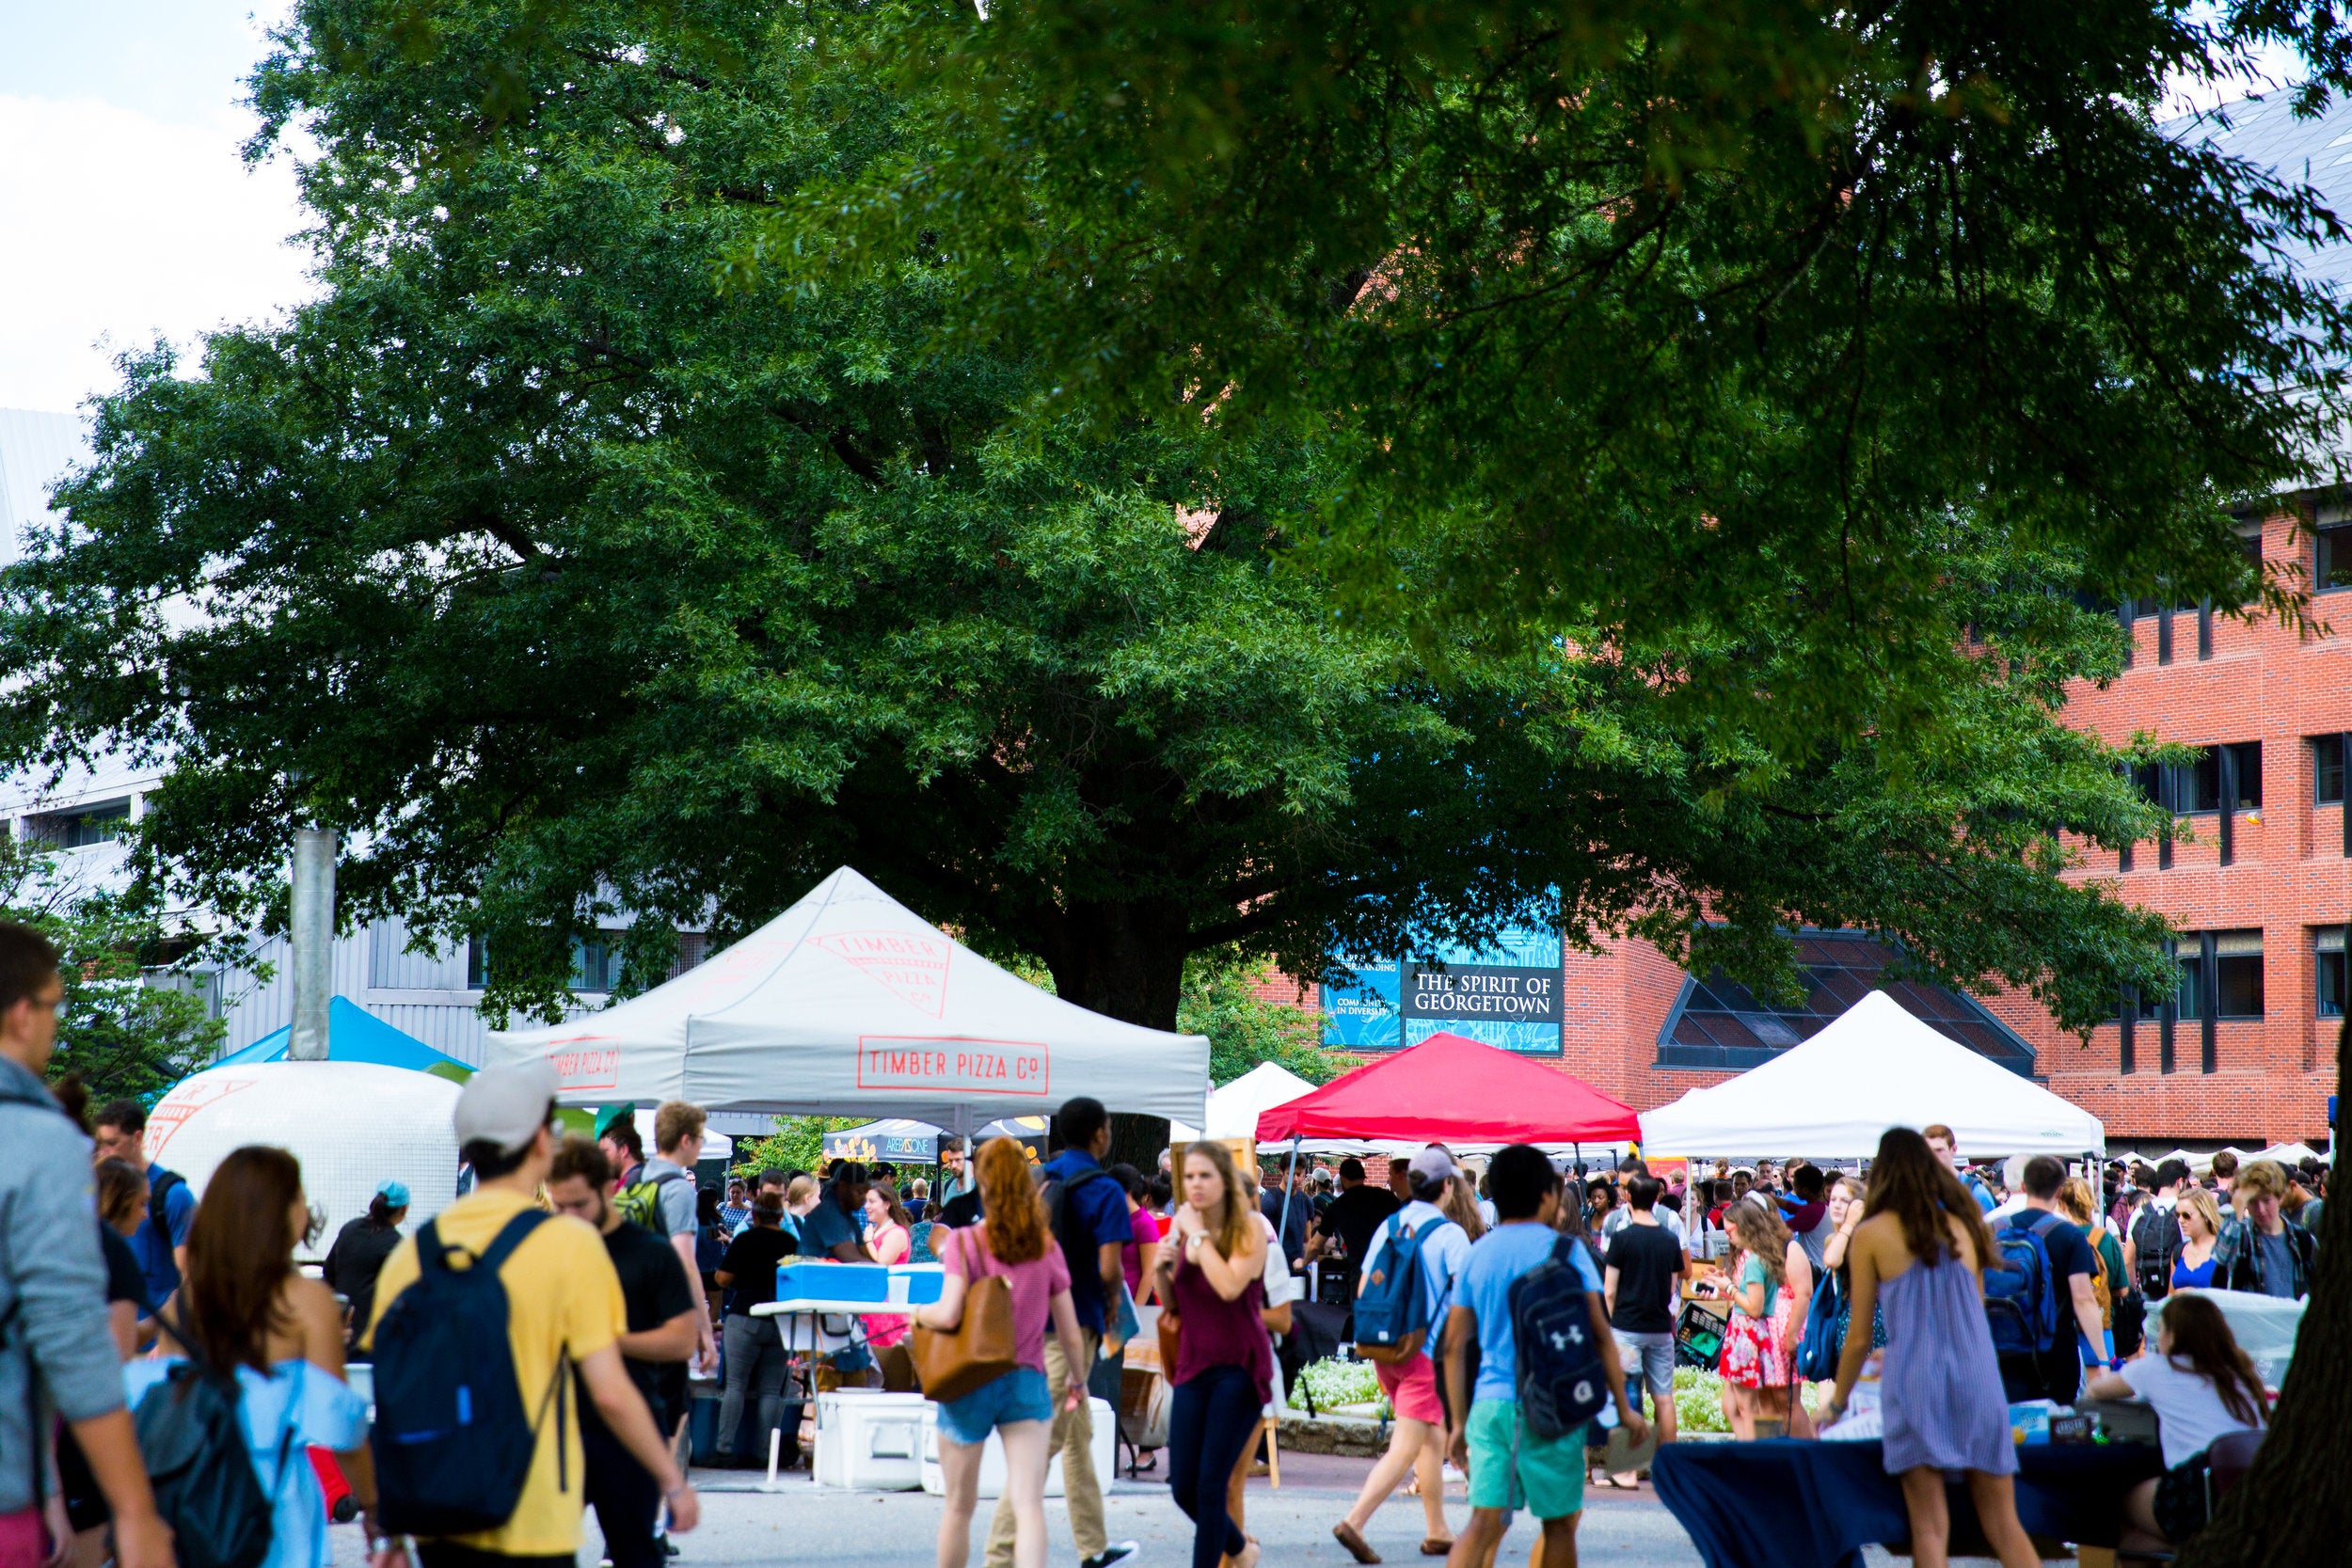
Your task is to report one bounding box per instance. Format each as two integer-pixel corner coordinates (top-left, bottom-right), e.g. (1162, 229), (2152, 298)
(0, 2), (310, 413)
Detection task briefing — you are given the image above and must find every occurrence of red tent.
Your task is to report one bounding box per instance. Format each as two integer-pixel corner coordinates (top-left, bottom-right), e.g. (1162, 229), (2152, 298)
(1254, 1031), (1641, 1146)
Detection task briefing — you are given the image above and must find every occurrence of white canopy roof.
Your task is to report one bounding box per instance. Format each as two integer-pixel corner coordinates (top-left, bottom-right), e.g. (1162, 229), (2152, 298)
(1170, 1061), (1320, 1144)
(486, 867), (1210, 1127)
(1638, 990), (2105, 1158)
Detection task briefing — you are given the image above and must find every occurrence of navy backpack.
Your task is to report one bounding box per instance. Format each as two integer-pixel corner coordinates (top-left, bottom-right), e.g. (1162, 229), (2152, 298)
(371, 1211), (567, 1536)
(1507, 1235), (1610, 1440)
(1983, 1211), (2063, 1357)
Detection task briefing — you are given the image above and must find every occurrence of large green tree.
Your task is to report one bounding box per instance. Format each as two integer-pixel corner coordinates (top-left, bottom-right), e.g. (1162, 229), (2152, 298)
(1, 1), (2177, 1053)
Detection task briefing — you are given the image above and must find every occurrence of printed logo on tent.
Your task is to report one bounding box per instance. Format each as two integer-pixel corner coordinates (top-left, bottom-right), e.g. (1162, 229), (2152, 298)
(857, 1037), (1049, 1097)
(816, 930), (953, 1017)
(145, 1073), (261, 1158)
(539, 1037), (624, 1092)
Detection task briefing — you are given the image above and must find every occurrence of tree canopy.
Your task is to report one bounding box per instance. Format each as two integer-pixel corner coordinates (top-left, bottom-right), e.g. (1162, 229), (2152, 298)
(0, 0), (2182, 1050)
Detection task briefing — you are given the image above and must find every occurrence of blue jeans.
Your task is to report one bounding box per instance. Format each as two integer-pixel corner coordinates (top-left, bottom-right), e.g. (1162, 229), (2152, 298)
(1168, 1366), (1259, 1568)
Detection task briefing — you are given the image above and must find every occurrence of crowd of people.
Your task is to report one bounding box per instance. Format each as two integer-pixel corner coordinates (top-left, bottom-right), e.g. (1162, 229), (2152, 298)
(0, 888), (2323, 1568)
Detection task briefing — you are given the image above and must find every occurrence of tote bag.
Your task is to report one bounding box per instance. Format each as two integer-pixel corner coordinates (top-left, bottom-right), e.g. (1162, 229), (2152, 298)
(909, 1226), (1022, 1402)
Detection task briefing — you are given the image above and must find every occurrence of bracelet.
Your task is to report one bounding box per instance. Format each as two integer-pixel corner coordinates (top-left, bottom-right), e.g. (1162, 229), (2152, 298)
(368, 1536), (405, 1555)
(663, 1481), (693, 1500)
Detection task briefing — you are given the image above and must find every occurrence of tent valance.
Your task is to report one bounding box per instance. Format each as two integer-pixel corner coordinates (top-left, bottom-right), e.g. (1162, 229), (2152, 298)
(487, 867), (1210, 1127)
(1255, 1032), (1641, 1146)
(1638, 990), (2105, 1158)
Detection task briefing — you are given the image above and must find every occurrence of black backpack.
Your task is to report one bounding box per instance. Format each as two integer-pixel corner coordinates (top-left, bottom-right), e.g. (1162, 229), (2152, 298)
(371, 1211), (566, 1536)
(2130, 1203), (2179, 1298)
(1507, 1234), (1610, 1441)
(135, 1317), (293, 1568)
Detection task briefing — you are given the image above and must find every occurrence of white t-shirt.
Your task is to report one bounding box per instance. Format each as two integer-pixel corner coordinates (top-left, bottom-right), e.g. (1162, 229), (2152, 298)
(2120, 1354), (2265, 1469)
(1358, 1199), (1473, 1323)
(1255, 1212), (1297, 1307)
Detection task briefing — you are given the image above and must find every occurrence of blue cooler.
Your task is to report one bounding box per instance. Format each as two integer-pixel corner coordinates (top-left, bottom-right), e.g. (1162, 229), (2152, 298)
(776, 1262), (892, 1303)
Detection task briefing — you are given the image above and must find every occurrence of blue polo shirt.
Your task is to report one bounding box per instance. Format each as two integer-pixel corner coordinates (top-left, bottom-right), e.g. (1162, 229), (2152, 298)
(1041, 1150), (1130, 1336)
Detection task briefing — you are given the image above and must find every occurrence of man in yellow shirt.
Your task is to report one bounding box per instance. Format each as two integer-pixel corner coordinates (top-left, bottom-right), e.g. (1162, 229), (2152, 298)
(365, 1058), (699, 1568)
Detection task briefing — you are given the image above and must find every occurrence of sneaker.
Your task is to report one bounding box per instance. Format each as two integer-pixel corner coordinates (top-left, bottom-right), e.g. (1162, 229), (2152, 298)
(660, 1536), (680, 1558)
(1083, 1545), (1141, 1568)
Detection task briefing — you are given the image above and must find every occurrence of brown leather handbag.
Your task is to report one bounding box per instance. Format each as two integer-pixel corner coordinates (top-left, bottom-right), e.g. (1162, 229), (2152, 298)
(909, 1227), (1022, 1402)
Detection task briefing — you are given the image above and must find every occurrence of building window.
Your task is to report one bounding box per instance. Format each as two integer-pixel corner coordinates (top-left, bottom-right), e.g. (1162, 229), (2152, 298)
(2320, 520), (2352, 591)
(2169, 743), (2260, 815)
(2316, 737), (2346, 805)
(22, 799), (132, 848)
(573, 936), (625, 993)
(467, 936), (489, 990)
(2177, 929), (2263, 1019)
(2318, 927), (2346, 1019)
(2214, 930), (2264, 1017)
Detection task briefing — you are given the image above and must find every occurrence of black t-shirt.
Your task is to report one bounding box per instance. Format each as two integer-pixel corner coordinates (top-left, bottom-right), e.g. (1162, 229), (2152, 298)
(2025, 1212), (2097, 1291)
(1603, 1221), (1685, 1333)
(99, 1225), (148, 1313)
(324, 1217), (405, 1340)
(1319, 1184), (1403, 1266)
(937, 1189), (984, 1230)
(720, 1223), (799, 1313)
(597, 1218), (699, 1433)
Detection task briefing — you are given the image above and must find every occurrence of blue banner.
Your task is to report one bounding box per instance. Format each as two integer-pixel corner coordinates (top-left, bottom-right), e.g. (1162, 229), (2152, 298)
(1328, 925), (1564, 1055)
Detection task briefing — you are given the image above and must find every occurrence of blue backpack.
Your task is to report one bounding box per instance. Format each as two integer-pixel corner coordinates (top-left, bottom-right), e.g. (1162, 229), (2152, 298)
(1353, 1212), (1455, 1363)
(1983, 1211), (2062, 1356)
(1507, 1235), (1610, 1440)
(371, 1211), (566, 1536)
(1792, 1267), (1848, 1383)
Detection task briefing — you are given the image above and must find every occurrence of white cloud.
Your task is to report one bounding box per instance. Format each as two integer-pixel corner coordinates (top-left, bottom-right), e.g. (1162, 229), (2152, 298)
(0, 94), (314, 413)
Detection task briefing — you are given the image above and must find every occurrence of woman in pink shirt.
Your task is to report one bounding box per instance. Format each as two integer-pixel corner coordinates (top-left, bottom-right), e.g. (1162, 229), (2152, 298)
(863, 1182), (915, 1350)
(913, 1140), (1088, 1568)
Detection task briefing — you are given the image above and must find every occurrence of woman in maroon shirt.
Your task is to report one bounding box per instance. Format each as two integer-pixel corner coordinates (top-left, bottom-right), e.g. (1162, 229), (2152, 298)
(1152, 1141), (1272, 1568)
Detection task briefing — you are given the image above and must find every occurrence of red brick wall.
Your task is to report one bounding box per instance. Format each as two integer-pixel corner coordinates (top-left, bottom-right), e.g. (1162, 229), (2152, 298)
(1981, 508), (2346, 1144)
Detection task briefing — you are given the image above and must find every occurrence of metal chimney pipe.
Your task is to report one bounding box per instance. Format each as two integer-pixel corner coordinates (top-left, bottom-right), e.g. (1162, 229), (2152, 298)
(289, 827), (336, 1062)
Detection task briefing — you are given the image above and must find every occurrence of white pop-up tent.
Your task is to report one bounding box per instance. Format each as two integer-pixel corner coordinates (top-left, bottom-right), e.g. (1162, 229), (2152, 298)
(486, 867), (1209, 1128)
(1169, 1061), (1320, 1145)
(1639, 990), (2105, 1158)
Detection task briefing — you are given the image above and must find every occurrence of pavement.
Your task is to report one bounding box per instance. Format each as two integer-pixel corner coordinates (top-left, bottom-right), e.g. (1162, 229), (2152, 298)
(330, 1448), (1943, 1567)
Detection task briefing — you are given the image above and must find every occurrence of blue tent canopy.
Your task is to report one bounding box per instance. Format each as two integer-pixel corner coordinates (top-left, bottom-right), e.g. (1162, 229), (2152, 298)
(215, 996), (473, 1078)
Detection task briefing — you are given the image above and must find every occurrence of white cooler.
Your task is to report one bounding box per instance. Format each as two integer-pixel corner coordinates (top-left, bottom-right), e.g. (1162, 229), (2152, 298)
(813, 1390), (928, 1491)
(919, 1397), (1116, 1499)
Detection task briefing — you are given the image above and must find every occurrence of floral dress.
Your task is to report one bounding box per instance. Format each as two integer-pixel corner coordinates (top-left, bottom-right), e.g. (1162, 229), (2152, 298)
(1717, 1253), (1795, 1389)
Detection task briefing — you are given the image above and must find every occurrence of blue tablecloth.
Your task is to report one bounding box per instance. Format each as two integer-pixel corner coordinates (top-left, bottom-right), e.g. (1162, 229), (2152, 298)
(1650, 1439), (2162, 1568)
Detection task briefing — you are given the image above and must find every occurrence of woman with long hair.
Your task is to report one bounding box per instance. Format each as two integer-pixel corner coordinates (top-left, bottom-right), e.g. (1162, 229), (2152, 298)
(864, 1181), (916, 1354)
(1150, 1141), (1271, 1568)
(1825, 1129), (2037, 1568)
(2085, 1292), (2266, 1550)
(1718, 1200), (1811, 1438)
(1439, 1171), (1487, 1244)
(2056, 1177), (2125, 1365)
(2171, 1188), (2222, 1291)
(913, 1139), (1087, 1568)
(124, 1147), (376, 1568)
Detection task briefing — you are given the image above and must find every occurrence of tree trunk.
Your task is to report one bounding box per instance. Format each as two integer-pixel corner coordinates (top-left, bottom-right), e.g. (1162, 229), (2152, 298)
(2173, 1031), (2348, 1567)
(1036, 895), (1192, 1175)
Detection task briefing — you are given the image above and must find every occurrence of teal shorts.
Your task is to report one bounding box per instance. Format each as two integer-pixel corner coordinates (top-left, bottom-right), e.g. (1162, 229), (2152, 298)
(1465, 1398), (1586, 1519)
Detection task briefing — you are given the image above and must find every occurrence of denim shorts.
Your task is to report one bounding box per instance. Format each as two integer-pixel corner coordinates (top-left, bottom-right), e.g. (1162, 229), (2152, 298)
(1614, 1329), (1676, 1399)
(935, 1365), (1053, 1445)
